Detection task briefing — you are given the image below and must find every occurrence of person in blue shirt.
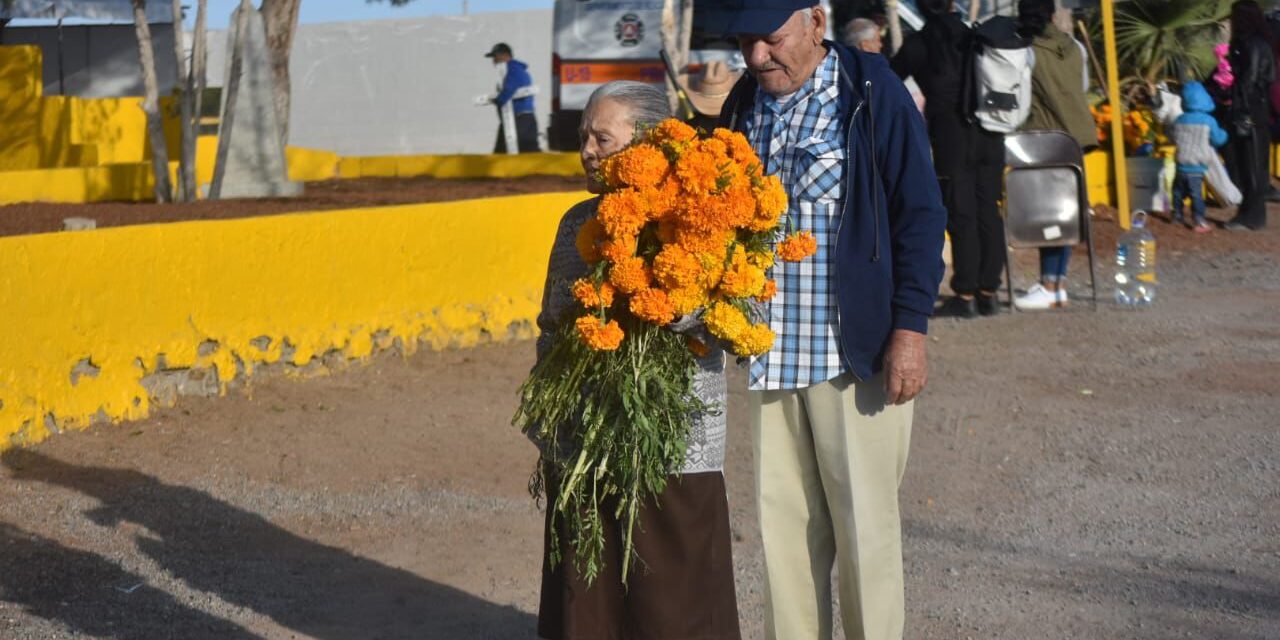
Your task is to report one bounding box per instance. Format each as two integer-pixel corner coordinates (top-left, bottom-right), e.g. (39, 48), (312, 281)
(1169, 81), (1230, 232)
(484, 42), (540, 153)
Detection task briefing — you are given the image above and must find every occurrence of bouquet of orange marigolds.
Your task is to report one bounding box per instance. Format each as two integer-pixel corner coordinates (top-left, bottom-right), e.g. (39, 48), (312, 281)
(514, 119), (816, 584)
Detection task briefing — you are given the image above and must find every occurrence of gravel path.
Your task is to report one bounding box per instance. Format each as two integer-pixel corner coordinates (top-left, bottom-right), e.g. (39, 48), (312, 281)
(1, 238), (1277, 639)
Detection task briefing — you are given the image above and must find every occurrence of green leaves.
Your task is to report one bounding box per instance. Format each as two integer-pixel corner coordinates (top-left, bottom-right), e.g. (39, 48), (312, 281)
(1095, 0), (1230, 105)
(514, 318), (706, 585)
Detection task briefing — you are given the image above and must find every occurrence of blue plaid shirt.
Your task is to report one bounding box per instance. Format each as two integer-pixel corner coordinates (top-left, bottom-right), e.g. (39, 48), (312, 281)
(746, 49), (847, 391)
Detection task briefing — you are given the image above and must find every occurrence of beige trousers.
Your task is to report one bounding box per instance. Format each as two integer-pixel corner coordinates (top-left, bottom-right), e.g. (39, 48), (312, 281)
(749, 372), (913, 640)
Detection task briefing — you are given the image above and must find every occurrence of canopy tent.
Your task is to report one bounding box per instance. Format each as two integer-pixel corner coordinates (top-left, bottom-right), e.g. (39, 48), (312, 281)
(0, 0), (174, 22)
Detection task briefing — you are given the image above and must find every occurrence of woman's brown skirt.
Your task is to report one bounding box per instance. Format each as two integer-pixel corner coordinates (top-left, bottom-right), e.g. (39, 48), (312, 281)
(537, 471), (741, 640)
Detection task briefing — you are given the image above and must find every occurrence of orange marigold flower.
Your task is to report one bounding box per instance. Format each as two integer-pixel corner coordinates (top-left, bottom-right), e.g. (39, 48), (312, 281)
(608, 256), (651, 294)
(575, 216), (606, 263)
(572, 278), (616, 308)
(675, 147), (722, 195)
(575, 315), (625, 351)
(750, 174), (788, 231)
(748, 250), (775, 269)
(700, 137), (730, 159)
(605, 143), (669, 189)
(600, 234), (637, 263)
(651, 119), (698, 145)
(704, 301), (749, 342)
(629, 288), (676, 325)
(755, 279), (778, 302)
(687, 336), (711, 358)
(719, 261), (767, 298)
(777, 231), (818, 262)
(597, 189), (649, 238)
(713, 127), (758, 163)
(642, 179), (682, 221)
(667, 286), (708, 316)
(678, 187), (752, 234)
(675, 225), (733, 256)
(731, 322), (775, 356)
(652, 244), (702, 289)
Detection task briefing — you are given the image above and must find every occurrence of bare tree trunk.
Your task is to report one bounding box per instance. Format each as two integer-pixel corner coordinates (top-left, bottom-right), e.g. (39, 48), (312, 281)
(210, 0), (252, 200)
(180, 0), (208, 199)
(260, 0), (301, 152)
(132, 0), (172, 203)
(172, 0), (193, 201)
(192, 0), (208, 144)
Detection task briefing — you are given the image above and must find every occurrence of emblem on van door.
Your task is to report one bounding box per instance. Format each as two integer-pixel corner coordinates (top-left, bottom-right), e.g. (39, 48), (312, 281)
(615, 13), (644, 47)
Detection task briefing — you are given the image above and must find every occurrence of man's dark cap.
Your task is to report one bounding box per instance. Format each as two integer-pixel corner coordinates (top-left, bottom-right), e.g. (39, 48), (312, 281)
(484, 42), (513, 58)
(699, 0), (820, 36)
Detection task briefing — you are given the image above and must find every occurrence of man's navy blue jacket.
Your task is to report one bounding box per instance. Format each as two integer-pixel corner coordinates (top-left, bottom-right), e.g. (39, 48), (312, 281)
(495, 59), (536, 115)
(721, 42), (946, 380)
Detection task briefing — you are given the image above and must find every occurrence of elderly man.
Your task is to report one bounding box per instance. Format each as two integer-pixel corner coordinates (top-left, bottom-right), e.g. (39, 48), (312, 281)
(711, 1), (946, 638)
(841, 17), (882, 53)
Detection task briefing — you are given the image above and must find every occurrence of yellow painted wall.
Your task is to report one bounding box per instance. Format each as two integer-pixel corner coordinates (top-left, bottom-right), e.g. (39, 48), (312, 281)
(0, 46), (43, 171)
(338, 152), (584, 180)
(0, 191), (590, 448)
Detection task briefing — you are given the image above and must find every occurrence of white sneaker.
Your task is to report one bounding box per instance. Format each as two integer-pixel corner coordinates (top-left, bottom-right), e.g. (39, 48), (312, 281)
(1014, 283), (1066, 310)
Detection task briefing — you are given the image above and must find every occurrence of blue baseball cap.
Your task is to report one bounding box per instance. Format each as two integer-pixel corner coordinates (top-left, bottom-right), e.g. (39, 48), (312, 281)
(699, 0), (820, 36)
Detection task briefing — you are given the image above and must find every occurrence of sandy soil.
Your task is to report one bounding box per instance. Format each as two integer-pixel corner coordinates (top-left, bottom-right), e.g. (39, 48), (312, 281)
(0, 175), (585, 238)
(0, 204), (1276, 639)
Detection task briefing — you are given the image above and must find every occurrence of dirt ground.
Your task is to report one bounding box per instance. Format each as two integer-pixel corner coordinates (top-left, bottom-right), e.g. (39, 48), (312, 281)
(0, 175), (585, 238)
(0, 201), (1277, 639)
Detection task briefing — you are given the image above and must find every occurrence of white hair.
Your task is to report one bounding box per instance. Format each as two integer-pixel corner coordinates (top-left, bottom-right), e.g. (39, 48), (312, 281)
(840, 18), (880, 48)
(584, 81), (672, 129)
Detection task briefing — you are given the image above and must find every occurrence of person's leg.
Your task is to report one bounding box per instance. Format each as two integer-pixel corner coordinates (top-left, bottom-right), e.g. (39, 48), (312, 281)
(627, 472), (741, 640)
(975, 130), (1007, 295)
(494, 121), (508, 155)
(1039, 247), (1065, 286)
(517, 113), (541, 153)
(1170, 173), (1188, 224)
(1189, 174), (1208, 227)
(1228, 125), (1267, 229)
(801, 373), (913, 640)
(750, 389), (837, 640)
(932, 117), (979, 299)
(1246, 126), (1270, 229)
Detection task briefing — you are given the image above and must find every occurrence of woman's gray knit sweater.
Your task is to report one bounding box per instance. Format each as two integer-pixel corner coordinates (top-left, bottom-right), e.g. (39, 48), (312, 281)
(533, 198), (728, 474)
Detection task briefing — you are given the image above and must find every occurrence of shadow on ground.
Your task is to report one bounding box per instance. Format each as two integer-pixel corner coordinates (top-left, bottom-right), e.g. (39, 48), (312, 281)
(1, 449), (534, 639)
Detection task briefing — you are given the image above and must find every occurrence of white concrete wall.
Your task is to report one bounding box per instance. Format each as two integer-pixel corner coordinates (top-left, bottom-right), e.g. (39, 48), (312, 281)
(205, 10), (553, 156)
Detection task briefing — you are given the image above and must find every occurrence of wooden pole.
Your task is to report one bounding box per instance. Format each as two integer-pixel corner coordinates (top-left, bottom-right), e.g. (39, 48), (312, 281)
(1101, 0), (1130, 228)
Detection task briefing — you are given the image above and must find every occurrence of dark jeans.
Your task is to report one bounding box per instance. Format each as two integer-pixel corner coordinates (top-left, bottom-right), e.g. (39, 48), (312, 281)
(1229, 109), (1270, 229)
(495, 112), (540, 154)
(1040, 246), (1071, 282)
(931, 114), (1006, 295)
(1171, 172), (1206, 223)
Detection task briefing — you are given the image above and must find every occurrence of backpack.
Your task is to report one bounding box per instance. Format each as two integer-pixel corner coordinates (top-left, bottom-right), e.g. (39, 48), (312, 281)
(968, 16), (1034, 133)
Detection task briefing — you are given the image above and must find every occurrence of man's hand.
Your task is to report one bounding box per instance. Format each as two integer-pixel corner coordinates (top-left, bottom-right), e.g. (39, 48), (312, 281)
(883, 329), (928, 405)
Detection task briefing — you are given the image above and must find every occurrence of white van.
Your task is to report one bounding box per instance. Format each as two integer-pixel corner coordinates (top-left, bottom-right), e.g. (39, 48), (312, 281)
(547, 0), (838, 150)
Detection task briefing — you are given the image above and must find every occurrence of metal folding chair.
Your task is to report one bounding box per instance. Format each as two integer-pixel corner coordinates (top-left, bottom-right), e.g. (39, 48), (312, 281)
(1002, 130), (1098, 310)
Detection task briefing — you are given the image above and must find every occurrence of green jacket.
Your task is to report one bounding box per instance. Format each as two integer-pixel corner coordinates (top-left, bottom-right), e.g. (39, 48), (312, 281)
(1023, 27), (1097, 148)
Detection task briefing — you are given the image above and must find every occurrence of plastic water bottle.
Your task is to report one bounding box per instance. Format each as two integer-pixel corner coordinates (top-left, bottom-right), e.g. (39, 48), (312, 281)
(1115, 210), (1157, 306)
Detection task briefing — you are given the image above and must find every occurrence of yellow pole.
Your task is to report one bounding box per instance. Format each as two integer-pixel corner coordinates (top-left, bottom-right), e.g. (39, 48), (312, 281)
(1101, 0), (1130, 229)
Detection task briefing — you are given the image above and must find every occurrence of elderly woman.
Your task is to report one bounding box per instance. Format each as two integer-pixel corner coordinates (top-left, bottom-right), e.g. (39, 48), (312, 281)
(532, 80), (741, 640)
